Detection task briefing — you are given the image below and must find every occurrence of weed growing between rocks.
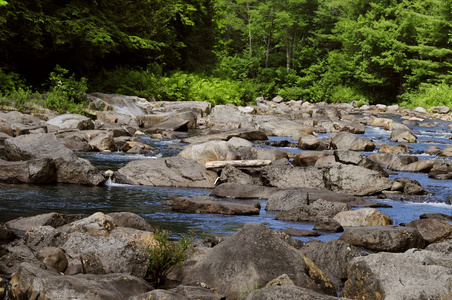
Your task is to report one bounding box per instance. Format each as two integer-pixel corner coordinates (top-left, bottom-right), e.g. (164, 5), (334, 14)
(147, 228), (194, 287)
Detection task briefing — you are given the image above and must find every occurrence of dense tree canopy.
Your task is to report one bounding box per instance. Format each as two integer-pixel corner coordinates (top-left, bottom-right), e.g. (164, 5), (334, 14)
(1, 0), (452, 107)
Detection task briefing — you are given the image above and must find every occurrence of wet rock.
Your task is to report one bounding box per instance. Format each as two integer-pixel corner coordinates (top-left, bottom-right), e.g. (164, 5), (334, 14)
(276, 199), (349, 222)
(4, 133), (105, 185)
(341, 249), (452, 300)
(278, 228), (321, 237)
(393, 176), (426, 195)
(122, 141), (155, 153)
(107, 212), (153, 232)
(405, 219), (452, 243)
(178, 141), (239, 165)
(0, 225), (16, 243)
(339, 225), (426, 252)
(116, 157), (217, 188)
(312, 217), (343, 233)
(182, 223), (336, 299)
(46, 114), (95, 130)
(211, 183), (276, 199)
(0, 277), (5, 300)
(389, 129), (417, 143)
(299, 240), (364, 290)
(0, 239), (41, 277)
(169, 196), (260, 215)
(219, 165), (258, 185)
(265, 189), (309, 211)
(324, 163), (392, 195)
(292, 151), (328, 167)
(330, 132), (375, 151)
(36, 246), (68, 272)
(420, 213), (452, 222)
(438, 145), (452, 157)
(333, 208), (393, 227)
(428, 159), (452, 179)
(0, 158), (57, 184)
(10, 262), (152, 300)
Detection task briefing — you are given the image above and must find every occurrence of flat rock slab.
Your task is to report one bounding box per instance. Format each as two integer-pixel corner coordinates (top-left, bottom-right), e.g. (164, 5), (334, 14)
(277, 228), (321, 237)
(116, 157), (217, 188)
(169, 196), (260, 215)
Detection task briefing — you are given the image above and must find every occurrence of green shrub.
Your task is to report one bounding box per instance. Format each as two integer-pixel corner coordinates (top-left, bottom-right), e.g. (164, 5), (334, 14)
(44, 65), (88, 114)
(5, 88), (41, 112)
(0, 68), (25, 94)
(399, 83), (452, 109)
(147, 228), (194, 286)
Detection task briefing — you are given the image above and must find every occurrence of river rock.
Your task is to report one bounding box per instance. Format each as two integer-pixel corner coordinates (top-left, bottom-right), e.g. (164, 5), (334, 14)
(122, 141), (155, 153)
(339, 225), (426, 252)
(0, 111), (44, 128)
(276, 199), (349, 222)
(420, 213), (452, 222)
(333, 150), (387, 176)
(146, 114), (194, 133)
(88, 131), (117, 152)
(130, 285), (225, 300)
(369, 117), (394, 127)
(333, 208), (393, 227)
(292, 151), (328, 167)
(393, 176), (426, 195)
(298, 135), (321, 150)
(428, 159), (452, 179)
(261, 159), (326, 189)
(10, 262), (152, 300)
(242, 285), (344, 300)
(88, 92), (153, 116)
(5, 212), (82, 234)
(265, 189), (309, 211)
(368, 153), (418, 171)
(431, 106), (451, 114)
(425, 238), (452, 254)
(4, 133), (105, 185)
(330, 132), (375, 151)
(0, 158), (57, 184)
(341, 249), (452, 300)
(46, 114), (95, 130)
(405, 219), (452, 243)
(385, 122), (410, 131)
(211, 183), (276, 199)
(312, 217), (343, 233)
(59, 212), (117, 236)
(389, 129), (417, 143)
(36, 246), (68, 272)
(116, 157), (217, 188)
(400, 159), (435, 173)
(182, 223), (336, 299)
(378, 143), (410, 154)
(0, 225), (16, 244)
(207, 104), (255, 130)
(219, 165), (258, 185)
(254, 116), (315, 139)
(299, 239), (364, 290)
(323, 163), (392, 195)
(178, 141), (239, 165)
(438, 145), (452, 157)
(107, 212), (153, 232)
(169, 196), (260, 215)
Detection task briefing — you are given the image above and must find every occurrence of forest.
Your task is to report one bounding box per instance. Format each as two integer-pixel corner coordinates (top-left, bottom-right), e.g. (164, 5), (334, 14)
(1, 0), (452, 113)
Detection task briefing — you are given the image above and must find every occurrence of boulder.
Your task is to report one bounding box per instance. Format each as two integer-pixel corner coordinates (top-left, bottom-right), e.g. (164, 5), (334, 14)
(178, 141), (239, 165)
(46, 114), (95, 130)
(242, 285), (343, 300)
(323, 163), (392, 195)
(116, 157), (217, 188)
(276, 199), (349, 222)
(182, 223), (336, 299)
(261, 160), (326, 189)
(88, 131), (117, 152)
(255, 117), (315, 140)
(341, 249), (452, 300)
(88, 93), (153, 116)
(227, 137), (253, 148)
(420, 213), (452, 222)
(58, 212), (117, 236)
(292, 151), (328, 167)
(36, 246), (68, 272)
(146, 115), (193, 133)
(384, 122), (410, 131)
(405, 219), (452, 243)
(438, 145), (452, 157)
(0, 158), (57, 184)
(211, 183), (276, 199)
(425, 238), (452, 254)
(219, 165), (258, 185)
(207, 104), (255, 130)
(428, 159), (452, 180)
(333, 208), (393, 227)
(339, 225), (426, 252)
(299, 240), (364, 290)
(10, 262), (152, 300)
(330, 132), (375, 151)
(107, 212), (153, 232)
(369, 117), (394, 127)
(378, 143), (410, 154)
(389, 129), (417, 143)
(334, 120), (366, 134)
(430, 106), (451, 114)
(393, 177), (426, 195)
(130, 285), (225, 300)
(400, 159), (435, 173)
(333, 150), (387, 176)
(298, 135), (321, 150)
(0, 225), (16, 244)
(5, 212), (82, 234)
(312, 217), (343, 233)
(169, 196), (260, 215)
(4, 133), (105, 185)
(122, 141), (155, 153)
(368, 153), (418, 171)
(265, 189), (309, 211)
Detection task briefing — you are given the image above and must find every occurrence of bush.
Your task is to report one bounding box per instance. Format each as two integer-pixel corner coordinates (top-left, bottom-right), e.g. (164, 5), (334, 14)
(147, 228), (194, 286)
(44, 65), (88, 114)
(0, 68), (25, 94)
(399, 83), (452, 109)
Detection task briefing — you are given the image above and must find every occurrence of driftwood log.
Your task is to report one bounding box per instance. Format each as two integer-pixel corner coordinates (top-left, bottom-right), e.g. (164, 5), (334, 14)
(205, 160), (272, 169)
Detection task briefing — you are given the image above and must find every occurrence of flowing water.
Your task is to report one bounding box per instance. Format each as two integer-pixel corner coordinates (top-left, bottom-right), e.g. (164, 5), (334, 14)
(0, 113), (451, 241)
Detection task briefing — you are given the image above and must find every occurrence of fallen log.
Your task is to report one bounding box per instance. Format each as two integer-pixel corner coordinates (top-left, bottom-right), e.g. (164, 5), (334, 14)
(205, 160), (272, 169)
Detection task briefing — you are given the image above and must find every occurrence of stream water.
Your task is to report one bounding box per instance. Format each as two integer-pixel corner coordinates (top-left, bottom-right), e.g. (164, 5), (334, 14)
(0, 113), (451, 241)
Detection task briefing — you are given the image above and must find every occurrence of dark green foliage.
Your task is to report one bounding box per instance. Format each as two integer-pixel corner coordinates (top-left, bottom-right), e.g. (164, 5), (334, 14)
(147, 228), (194, 286)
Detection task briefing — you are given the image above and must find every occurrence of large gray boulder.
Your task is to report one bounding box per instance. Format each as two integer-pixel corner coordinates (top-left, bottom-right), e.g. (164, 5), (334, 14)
(168, 196), (260, 215)
(0, 158), (56, 184)
(333, 208), (393, 227)
(4, 133), (105, 185)
(341, 249), (452, 300)
(5, 212), (82, 234)
(182, 223), (336, 299)
(178, 140), (239, 165)
(334, 150), (387, 176)
(207, 104), (255, 130)
(405, 219), (452, 243)
(130, 285), (225, 300)
(368, 153), (418, 171)
(242, 285), (344, 300)
(429, 159), (452, 180)
(116, 157), (217, 188)
(10, 262), (152, 300)
(255, 117), (315, 140)
(46, 113), (94, 130)
(339, 225), (426, 252)
(211, 183), (277, 199)
(275, 199), (349, 222)
(330, 132), (375, 151)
